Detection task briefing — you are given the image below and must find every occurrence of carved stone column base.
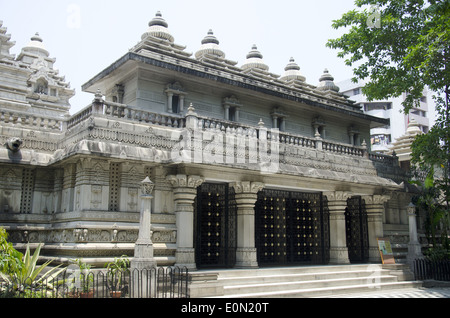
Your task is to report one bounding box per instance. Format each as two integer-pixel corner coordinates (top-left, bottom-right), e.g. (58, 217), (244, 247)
(131, 257), (157, 270)
(176, 247), (197, 271)
(235, 248), (259, 268)
(369, 247), (381, 263)
(134, 239), (155, 259)
(329, 247), (351, 264)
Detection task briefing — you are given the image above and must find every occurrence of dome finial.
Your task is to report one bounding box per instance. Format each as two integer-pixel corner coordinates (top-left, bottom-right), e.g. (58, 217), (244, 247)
(201, 29), (220, 45)
(280, 57), (305, 82)
(241, 45), (268, 71)
(22, 31), (49, 57)
(316, 68), (340, 92)
(142, 11), (174, 42)
(31, 32), (43, 42)
(195, 29), (225, 60)
(149, 11), (168, 28)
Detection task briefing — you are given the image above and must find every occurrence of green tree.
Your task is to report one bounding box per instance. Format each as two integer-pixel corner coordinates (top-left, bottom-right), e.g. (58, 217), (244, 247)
(326, 0), (449, 113)
(327, 0), (449, 254)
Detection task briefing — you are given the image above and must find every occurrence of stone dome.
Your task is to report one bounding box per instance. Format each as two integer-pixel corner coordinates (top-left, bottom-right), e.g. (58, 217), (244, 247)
(316, 69), (339, 92)
(241, 45), (269, 71)
(195, 29), (225, 60)
(141, 11), (174, 42)
(280, 57), (306, 82)
(22, 33), (49, 57)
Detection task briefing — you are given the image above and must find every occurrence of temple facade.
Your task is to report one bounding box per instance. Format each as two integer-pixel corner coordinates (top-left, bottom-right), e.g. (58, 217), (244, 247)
(0, 13), (414, 270)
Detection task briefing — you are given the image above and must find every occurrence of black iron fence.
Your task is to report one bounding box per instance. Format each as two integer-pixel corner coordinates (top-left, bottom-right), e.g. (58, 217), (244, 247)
(413, 259), (450, 281)
(0, 266), (189, 298)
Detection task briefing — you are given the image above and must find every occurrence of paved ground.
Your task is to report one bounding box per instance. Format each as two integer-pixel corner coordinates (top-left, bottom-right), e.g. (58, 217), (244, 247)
(332, 287), (450, 298)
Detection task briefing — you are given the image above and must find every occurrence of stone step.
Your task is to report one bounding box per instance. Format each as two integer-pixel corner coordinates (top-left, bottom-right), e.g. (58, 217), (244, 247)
(214, 264), (379, 278)
(222, 275), (400, 296)
(218, 268), (391, 286)
(197, 264), (421, 298)
(219, 281), (422, 298)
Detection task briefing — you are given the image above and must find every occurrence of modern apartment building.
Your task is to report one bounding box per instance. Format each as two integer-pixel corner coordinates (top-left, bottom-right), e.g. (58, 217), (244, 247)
(338, 79), (435, 153)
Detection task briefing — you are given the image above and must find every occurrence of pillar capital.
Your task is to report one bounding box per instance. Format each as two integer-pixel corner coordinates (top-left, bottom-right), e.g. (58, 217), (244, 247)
(362, 194), (391, 206)
(167, 174), (204, 189)
(323, 191), (352, 202)
(231, 181), (264, 194)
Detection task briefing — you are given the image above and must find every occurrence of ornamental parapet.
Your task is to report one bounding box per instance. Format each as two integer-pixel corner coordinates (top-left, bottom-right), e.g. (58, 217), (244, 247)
(0, 97), (406, 188)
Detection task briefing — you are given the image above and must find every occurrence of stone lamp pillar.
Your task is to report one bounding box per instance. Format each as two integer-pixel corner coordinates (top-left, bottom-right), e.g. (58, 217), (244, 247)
(407, 202), (423, 267)
(130, 177), (157, 298)
(131, 177), (157, 270)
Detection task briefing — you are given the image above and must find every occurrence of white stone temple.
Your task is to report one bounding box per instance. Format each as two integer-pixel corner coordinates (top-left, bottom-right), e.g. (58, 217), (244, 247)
(0, 13), (418, 271)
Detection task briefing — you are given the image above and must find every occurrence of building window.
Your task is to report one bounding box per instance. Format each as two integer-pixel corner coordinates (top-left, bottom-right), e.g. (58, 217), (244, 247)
(165, 82), (186, 114)
(172, 95), (180, 113)
(348, 126), (360, 146)
(223, 95), (242, 122)
(411, 109), (427, 117)
(271, 107), (287, 131)
(111, 84), (124, 104)
(34, 78), (48, 95)
(228, 107), (237, 121)
(364, 102), (392, 111)
(371, 134), (391, 146)
(109, 163), (121, 212)
(20, 169), (35, 214)
(312, 117), (326, 138)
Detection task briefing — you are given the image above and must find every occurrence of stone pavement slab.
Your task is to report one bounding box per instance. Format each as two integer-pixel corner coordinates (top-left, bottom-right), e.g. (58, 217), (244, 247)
(327, 287), (450, 298)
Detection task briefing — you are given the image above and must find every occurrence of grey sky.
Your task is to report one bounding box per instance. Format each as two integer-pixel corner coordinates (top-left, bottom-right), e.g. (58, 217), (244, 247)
(1, 0), (358, 114)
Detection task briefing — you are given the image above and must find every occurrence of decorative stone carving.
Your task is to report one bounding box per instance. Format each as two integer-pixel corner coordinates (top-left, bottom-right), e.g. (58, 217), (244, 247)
(140, 176), (155, 196)
(231, 181), (264, 194)
(6, 137), (22, 152)
(167, 174), (204, 189)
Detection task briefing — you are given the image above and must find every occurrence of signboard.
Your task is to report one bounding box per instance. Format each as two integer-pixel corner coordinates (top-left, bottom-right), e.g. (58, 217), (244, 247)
(377, 237), (395, 264)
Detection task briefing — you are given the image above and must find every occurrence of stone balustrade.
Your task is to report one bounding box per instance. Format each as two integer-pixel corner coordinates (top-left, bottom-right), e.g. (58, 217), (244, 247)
(0, 109), (65, 131)
(322, 140), (365, 157)
(1, 98), (398, 167)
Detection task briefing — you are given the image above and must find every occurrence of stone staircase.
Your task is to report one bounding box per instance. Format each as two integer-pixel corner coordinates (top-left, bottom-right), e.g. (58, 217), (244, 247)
(189, 264), (421, 298)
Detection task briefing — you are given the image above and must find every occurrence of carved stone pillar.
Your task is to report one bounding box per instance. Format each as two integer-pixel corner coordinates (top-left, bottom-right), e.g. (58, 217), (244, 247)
(167, 174), (204, 270)
(363, 194), (391, 262)
(131, 177), (157, 270)
(167, 92), (173, 113)
(231, 181), (264, 268)
(324, 191), (351, 264)
(407, 202), (423, 266)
